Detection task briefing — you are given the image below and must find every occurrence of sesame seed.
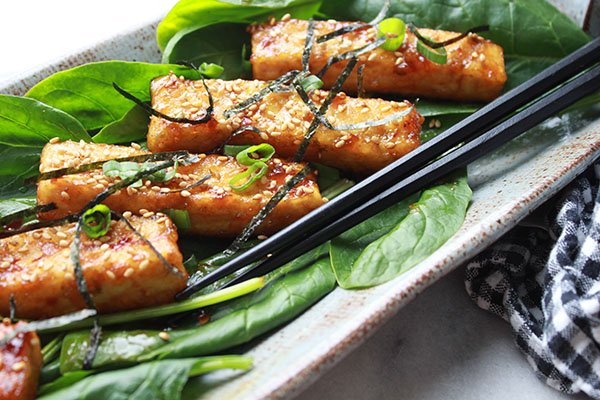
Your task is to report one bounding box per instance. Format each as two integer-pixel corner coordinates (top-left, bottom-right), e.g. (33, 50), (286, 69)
(180, 190), (191, 198)
(385, 142), (395, 149)
(217, 156), (229, 162)
(271, 131), (282, 137)
(159, 332), (171, 341)
(143, 211), (155, 218)
(100, 236), (111, 243)
(479, 53), (486, 62)
(252, 194), (263, 200)
(428, 120), (435, 128)
(367, 53), (377, 61)
(42, 232), (51, 240)
(281, 13), (291, 21)
(139, 209), (149, 215)
(151, 186), (161, 192)
(123, 211), (132, 219)
(304, 187), (314, 194)
(59, 240), (69, 247)
(94, 183), (105, 190)
(215, 187), (225, 195)
(322, 197), (329, 203)
(11, 361), (26, 372)
(124, 268), (134, 278)
(0, 261), (9, 269)
(49, 137), (60, 144)
(198, 153), (207, 159)
(56, 231), (67, 239)
(131, 143), (141, 150)
(32, 232), (41, 239)
(100, 243), (110, 251)
(395, 57), (404, 65)
(60, 191), (70, 200)
(160, 187), (171, 193)
(106, 270), (116, 280)
(335, 140), (346, 148)
(471, 51), (478, 58)
(257, 235), (268, 240)
(259, 132), (269, 140)
(140, 260), (150, 270)
(360, 107), (369, 113)
(434, 119), (442, 128)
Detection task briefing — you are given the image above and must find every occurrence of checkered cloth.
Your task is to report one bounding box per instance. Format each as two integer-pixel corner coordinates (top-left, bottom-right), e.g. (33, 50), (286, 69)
(465, 161), (600, 398)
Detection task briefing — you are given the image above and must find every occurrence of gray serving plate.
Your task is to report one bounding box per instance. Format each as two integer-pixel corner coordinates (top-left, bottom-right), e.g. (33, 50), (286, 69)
(1, 3), (599, 399)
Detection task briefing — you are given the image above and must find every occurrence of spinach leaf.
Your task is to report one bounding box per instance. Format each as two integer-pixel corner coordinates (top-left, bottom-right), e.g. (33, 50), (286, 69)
(329, 193), (420, 288)
(39, 356), (252, 400)
(335, 173), (471, 288)
(159, 0), (322, 76)
(92, 105), (149, 144)
(26, 61), (199, 131)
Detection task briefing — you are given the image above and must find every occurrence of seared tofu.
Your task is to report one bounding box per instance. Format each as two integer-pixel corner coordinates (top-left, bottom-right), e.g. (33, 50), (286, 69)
(250, 19), (507, 102)
(147, 74), (422, 175)
(38, 141), (323, 237)
(0, 321), (42, 400)
(0, 215), (186, 319)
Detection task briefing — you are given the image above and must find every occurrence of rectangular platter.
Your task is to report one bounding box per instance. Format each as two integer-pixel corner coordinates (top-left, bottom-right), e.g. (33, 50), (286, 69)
(1, 3), (599, 399)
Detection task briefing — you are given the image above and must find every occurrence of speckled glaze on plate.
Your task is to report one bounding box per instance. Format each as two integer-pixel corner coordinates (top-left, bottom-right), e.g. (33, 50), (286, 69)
(1, 9), (599, 400)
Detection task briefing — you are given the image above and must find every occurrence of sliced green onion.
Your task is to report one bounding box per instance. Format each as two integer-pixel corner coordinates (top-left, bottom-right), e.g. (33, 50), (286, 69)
(299, 75), (324, 92)
(198, 62), (224, 78)
(236, 144), (275, 166)
(102, 160), (178, 187)
(223, 144), (253, 157)
(81, 205), (111, 239)
(229, 162), (268, 191)
(416, 37), (448, 64)
(166, 209), (192, 232)
(377, 18), (406, 51)
(147, 160), (178, 182)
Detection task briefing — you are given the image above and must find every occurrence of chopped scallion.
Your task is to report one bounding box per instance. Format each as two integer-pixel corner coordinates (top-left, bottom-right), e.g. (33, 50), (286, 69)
(377, 18), (406, 51)
(299, 75), (324, 92)
(166, 209), (192, 232)
(416, 37), (448, 64)
(236, 143), (275, 166)
(229, 162), (268, 191)
(223, 144), (253, 157)
(81, 204), (111, 239)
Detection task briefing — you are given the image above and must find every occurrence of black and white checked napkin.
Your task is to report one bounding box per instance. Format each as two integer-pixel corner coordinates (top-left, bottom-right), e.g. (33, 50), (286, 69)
(465, 160), (600, 398)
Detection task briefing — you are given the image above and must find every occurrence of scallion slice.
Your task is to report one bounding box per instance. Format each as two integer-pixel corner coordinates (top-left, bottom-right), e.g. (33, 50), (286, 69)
(81, 204), (111, 239)
(236, 144), (275, 166)
(229, 162), (268, 191)
(166, 209), (192, 232)
(377, 18), (406, 51)
(299, 75), (324, 92)
(223, 144), (253, 157)
(416, 37), (448, 64)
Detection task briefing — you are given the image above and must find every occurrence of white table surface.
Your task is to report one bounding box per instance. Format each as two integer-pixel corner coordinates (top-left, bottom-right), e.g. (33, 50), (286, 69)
(0, 2), (588, 399)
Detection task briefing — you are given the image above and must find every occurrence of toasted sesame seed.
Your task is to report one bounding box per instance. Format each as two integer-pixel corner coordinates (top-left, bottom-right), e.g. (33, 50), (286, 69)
(151, 186), (161, 192)
(159, 332), (171, 341)
(281, 13), (291, 21)
(94, 183), (105, 190)
(56, 231), (67, 239)
(335, 140), (345, 148)
(124, 268), (135, 278)
(479, 53), (486, 62)
(160, 187), (171, 193)
(259, 132), (269, 140)
(367, 52), (377, 61)
(252, 194), (263, 200)
(257, 235), (268, 240)
(395, 57), (404, 65)
(60, 191), (70, 200)
(360, 107), (369, 113)
(106, 270), (116, 280)
(123, 211), (132, 219)
(304, 187), (314, 194)
(385, 142), (395, 149)
(59, 239), (69, 247)
(271, 131), (282, 137)
(139, 260), (150, 270)
(434, 119), (442, 128)
(143, 211), (155, 218)
(180, 190), (191, 198)
(217, 156), (229, 162)
(99, 235), (111, 243)
(322, 197), (329, 203)
(100, 243), (110, 251)
(131, 142), (141, 150)
(42, 232), (52, 240)
(139, 209), (149, 215)
(471, 51), (478, 58)
(0, 261), (9, 269)
(428, 119), (435, 128)
(11, 361), (26, 372)
(49, 137), (61, 144)
(215, 187), (225, 195)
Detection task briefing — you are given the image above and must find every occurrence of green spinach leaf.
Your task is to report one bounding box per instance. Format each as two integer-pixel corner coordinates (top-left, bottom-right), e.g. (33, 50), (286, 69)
(39, 356), (251, 400)
(335, 173), (471, 288)
(92, 104), (150, 144)
(26, 61), (199, 131)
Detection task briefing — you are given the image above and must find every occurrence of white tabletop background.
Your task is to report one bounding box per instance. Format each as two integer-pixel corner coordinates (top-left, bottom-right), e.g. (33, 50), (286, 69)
(0, 1), (589, 399)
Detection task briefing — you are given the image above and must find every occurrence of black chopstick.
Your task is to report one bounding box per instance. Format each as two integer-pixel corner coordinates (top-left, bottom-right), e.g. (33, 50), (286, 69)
(176, 37), (600, 299)
(220, 62), (600, 288)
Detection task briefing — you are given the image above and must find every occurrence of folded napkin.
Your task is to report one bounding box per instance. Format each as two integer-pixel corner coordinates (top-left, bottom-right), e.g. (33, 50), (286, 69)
(465, 161), (600, 398)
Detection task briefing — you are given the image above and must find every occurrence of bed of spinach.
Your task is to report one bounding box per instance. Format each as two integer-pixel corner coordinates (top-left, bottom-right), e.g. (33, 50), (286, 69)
(0, 0), (594, 397)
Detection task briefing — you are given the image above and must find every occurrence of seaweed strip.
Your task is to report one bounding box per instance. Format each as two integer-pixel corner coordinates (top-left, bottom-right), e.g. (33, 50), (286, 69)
(315, 0), (390, 44)
(174, 174), (211, 193)
(302, 19), (316, 71)
(113, 81), (214, 125)
(82, 320), (102, 370)
(71, 219), (96, 309)
(212, 126), (263, 153)
(225, 165), (311, 255)
(223, 70), (300, 119)
(113, 211), (184, 278)
(295, 57), (358, 162)
(332, 105), (415, 130)
(0, 215), (78, 238)
(0, 309), (96, 346)
(0, 203), (56, 227)
(291, 76), (334, 130)
(9, 294), (15, 322)
(36, 151), (192, 181)
(357, 64), (366, 98)
(316, 35), (385, 79)
(410, 24), (490, 48)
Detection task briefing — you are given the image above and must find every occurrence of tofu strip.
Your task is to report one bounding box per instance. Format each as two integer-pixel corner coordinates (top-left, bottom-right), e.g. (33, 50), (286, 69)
(0, 215), (186, 320)
(249, 19), (507, 102)
(147, 74), (423, 175)
(38, 141), (323, 237)
(0, 322), (41, 400)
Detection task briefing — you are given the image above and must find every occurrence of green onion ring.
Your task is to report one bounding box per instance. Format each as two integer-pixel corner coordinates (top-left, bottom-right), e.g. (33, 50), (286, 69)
(236, 144), (275, 166)
(229, 162), (269, 191)
(377, 18), (406, 51)
(416, 37), (448, 64)
(81, 204), (111, 239)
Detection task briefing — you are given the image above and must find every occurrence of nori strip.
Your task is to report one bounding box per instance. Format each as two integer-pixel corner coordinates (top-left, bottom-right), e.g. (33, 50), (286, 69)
(357, 64), (366, 98)
(82, 320), (102, 370)
(113, 81), (214, 125)
(173, 174), (211, 193)
(291, 75), (335, 130)
(302, 19), (316, 71)
(225, 165), (312, 255)
(223, 70), (300, 119)
(9, 294), (15, 322)
(71, 219), (96, 309)
(315, 0), (390, 43)
(316, 35), (385, 79)
(409, 24), (490, 49)
(212, 126), (263, 153)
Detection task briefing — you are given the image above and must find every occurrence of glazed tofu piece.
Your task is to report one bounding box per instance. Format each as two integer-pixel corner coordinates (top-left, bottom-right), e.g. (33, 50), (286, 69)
(147, 74), (422, 175)
(0, 215), (187, 319)
(0, 321), (42, 400)
(38, 141), (324, 237)
(249, 19), (507, 102)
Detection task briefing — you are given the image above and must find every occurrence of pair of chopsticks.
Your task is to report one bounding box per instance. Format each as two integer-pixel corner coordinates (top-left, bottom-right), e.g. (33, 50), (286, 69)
(177, 37), (600, 300)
